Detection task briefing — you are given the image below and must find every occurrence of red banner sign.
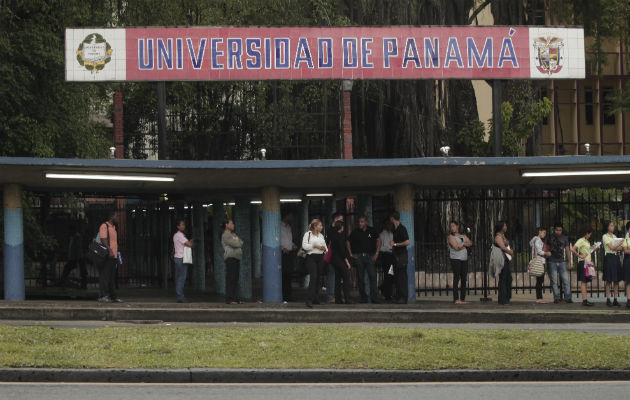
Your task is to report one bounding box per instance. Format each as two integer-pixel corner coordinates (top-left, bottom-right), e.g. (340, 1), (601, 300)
(66, 26), (585, 81)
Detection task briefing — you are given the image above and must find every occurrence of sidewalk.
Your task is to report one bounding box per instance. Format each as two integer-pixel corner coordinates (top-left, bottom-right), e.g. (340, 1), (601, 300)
(1, 288), (627, 324)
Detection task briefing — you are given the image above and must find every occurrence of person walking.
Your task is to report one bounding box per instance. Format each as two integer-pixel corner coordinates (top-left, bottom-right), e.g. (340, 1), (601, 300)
(622, 222), (630, 309)
(221, 219), (243, 305)
(281, 211), (297, 302)
(57, 222), (87, 289)
(378, 220), (396, 301)
(329, 220), (353, 304)
(448, 221), (472, 305)
(529, 227), (551, 304)
(602, 220), (623, 307)
(571, 226), (598, 307)
(389, 212), (410, 304)
(302, 219), (327, 308)
(173, 219), (193, 303)
(347, 216), (381, 304)
(547, 222), (573, 304)
(491, 221), (513, 305)
(97, 212), (122, 303)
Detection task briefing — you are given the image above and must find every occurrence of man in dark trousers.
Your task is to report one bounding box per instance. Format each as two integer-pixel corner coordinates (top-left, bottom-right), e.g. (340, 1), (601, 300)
(347, 215), (381, 304)
(390, 211), (410, 304)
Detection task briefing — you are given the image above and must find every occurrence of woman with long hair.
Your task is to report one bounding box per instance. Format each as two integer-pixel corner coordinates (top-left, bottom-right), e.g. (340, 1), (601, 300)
(571, 226), (598, 307)
(529, 226), (551, 304)
(448, 221), (472, 304)
(493, 220), (514, 305)
(302, 219), (327, 308)
(602, 220), (623, 306)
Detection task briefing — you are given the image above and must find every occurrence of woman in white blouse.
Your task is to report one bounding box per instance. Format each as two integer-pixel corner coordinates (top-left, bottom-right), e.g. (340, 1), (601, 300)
(302, 219), (328, 308)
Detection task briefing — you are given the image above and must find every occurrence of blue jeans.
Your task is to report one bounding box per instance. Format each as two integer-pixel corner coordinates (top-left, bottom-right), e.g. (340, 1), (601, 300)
(548, 261), (571, 300)
(174, 257), (187, 301)
(356, 255), (378, 301)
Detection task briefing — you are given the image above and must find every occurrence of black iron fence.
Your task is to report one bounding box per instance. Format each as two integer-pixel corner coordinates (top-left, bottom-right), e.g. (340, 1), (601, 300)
(414, 187), (630, 298)
(15, 186), (630, 299)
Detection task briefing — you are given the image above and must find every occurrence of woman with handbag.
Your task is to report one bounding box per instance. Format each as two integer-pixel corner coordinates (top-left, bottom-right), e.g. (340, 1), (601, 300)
(571, 226), (598, 307)
(529, 227), (551, 304)
(173, 220), (194, 303)
(302, 219), (327, 308)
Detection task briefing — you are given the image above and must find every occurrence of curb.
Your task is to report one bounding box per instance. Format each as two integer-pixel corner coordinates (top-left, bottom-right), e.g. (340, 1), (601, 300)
(0, 368), (628, 383)
(0, 307), (627, 324)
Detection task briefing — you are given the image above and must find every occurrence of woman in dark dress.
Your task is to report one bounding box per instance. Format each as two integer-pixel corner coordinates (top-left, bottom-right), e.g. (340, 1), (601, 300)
(494, 221), (514, 305)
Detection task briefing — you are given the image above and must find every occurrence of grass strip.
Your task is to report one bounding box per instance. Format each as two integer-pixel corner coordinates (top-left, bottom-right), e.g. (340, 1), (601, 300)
(0, 326), (628, 370)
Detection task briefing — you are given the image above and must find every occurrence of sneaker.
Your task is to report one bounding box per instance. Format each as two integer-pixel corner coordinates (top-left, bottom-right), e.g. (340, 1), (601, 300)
(612, 298), (620, 306)
(177, 298), (190, 303)
(305, 301), (313, 308)
(606, 298), (612, 307)
(553, 299), (560, 304)
(111, 297), (124, 303)
(370, 299), (381, 304)
(582, 300), (594, 307)
(97, 296), (110, 303)
(565, 299), (573, 304)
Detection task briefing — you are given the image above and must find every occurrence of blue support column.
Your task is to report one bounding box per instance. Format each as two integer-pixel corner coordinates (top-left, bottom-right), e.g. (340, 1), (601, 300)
(395, 184), (416, 303)
(251, 204), (262, 279)
(3, 184), (24, 301)
(535, 199), (542, 228)
(261, 186), (282, 302)
(192, 202), (206, 290)
(299, 197), (309, 236)
(357, 194), (373, 226)
(234, 197), (252, 300)
(212, 202), (226, 296)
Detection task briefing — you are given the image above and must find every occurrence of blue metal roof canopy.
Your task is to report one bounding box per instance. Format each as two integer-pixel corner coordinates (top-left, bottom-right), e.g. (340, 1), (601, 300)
(0, 155), (628, 197)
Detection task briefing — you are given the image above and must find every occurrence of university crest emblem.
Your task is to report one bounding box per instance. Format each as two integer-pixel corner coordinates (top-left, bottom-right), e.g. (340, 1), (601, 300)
(76, 33), (112, 73)
(533, 36), (564, 74)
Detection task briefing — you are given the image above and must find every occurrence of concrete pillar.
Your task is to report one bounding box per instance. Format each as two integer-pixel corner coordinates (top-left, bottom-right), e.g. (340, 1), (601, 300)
(191, 202), (206, 290)
(113, 92), (124, 159)
(357, 194), (373, 226)
(3, 184), (24, 301)
(212, 202), (226, 295)
(251, 204), (262, 279)
(261, 186), (282, 302)
(299, 197), (309, 239)
(395, 184), (416, 303)
(234, 197), (252, 300)
(342, 80), (353, 159)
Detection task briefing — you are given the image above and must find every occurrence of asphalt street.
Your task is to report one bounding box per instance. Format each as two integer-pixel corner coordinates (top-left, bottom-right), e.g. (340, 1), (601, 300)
(0, 382), (628, 400)
(2, 320), (629, 335)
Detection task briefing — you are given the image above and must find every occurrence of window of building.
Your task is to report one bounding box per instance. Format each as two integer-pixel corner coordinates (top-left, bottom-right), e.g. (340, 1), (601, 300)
(584, 87), (593, 125)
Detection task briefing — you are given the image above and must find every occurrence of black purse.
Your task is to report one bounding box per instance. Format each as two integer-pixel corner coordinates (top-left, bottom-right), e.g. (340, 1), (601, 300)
(88, 224), (110, 263)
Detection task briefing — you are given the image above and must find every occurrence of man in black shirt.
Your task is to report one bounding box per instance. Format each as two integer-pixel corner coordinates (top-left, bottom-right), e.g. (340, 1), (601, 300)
(390, 211), (410, 304)
(347, 216), (381, 303)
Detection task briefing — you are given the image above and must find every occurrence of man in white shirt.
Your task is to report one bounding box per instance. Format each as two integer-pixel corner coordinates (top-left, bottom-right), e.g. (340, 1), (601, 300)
(281, 211), (297, 301)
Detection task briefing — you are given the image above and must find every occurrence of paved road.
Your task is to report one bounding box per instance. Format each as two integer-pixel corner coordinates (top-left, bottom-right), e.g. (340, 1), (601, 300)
(2, 320), (629, 335)
(0, 382), (627, 400)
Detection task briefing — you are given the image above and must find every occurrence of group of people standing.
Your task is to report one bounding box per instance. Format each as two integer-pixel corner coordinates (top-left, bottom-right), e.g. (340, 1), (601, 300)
(299, 212), (410, 308)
